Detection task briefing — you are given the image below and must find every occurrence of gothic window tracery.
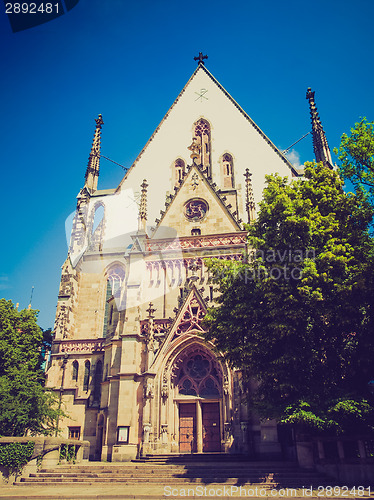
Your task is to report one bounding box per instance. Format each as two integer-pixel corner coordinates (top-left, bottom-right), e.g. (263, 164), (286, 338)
(88, 202), (105, 251)
(176, 297), (205, 335)
(72, 360), (79, 382)
(222, 153), (234, 188)
(103, 265), (126, 337)
(107, 266), (126, 297)
(83, 361), (90, 392)
(184, 199), (209, 222)
(174, 158), (185, 186)
(194, 119), (211, 176)
(177, 352), (221, 397)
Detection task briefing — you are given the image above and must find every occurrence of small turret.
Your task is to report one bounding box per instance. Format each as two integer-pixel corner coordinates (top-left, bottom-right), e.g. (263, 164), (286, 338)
(84, 114), (104, 192)
(306, 88), (333, 169)
(244, 169), (256, 223)
(138, 179), (148, 232)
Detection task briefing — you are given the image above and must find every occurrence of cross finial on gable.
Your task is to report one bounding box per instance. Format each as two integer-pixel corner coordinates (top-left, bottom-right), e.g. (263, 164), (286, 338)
(194, 52), (208, 65)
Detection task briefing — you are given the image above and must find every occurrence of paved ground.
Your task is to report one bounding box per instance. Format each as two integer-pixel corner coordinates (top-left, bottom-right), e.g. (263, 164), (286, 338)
(1, 483), (373, 500)
(0, 482), (164, 499)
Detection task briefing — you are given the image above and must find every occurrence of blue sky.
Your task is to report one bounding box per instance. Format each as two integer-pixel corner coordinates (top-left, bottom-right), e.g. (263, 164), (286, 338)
(1, 0), (373, 329)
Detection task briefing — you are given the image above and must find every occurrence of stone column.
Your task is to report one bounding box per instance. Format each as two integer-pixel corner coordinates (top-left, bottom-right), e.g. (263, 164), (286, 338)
(196, 400), (203, 453)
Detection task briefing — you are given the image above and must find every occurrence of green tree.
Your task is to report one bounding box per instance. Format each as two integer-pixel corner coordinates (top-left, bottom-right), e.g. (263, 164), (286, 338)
(335, 118), (374, 205)
(0, 299), (63, 436)
(203, 163), (374, 434)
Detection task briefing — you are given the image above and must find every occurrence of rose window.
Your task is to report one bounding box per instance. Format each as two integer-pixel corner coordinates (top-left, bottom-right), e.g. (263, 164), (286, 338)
(177, 352), (221, 397)
(184, 199), (209, 222)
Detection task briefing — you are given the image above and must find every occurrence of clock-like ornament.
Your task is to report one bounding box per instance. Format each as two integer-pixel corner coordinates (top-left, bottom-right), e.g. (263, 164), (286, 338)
(184, 199), (209, 221)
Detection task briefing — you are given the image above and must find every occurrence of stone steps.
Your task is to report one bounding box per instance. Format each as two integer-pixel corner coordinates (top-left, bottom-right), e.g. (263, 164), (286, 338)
(19, 459), (330, 488)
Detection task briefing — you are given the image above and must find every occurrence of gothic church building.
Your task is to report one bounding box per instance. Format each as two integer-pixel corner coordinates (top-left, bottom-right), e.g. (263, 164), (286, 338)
(46, 59), (327, 461)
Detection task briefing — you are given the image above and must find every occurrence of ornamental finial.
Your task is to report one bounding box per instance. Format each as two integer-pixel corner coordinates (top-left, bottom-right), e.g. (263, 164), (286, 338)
(194, 52), (208, 65)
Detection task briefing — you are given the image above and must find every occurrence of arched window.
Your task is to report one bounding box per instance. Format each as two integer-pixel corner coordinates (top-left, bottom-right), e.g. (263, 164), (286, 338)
(72, 360), (79, 382)
(88, 203), (105, 251)
(194, 119), (211, 176)
(176, 351), (221, 397)
(93, 360), (102, 405)
(174, 158), (185, 186)
(103, 264), (126, 337)
(107, 266), (126, 297)
(83, 361), (90, 392)
(222, 153), (234, 188)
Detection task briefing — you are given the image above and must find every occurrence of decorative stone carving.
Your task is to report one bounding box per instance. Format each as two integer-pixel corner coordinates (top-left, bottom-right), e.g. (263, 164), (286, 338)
(223, 376), (230, 395)
(161, 374), (169, 399)
(161, 424), (168, 444)
(59, 340), (104, 353)
(143, 423), (151, 443)
(146, 232), (246, 251)
(184, 198), (209, 222)
(144, 380), (154, 399)
(191, 172), (199, 190)
(224, 421), (232, 442)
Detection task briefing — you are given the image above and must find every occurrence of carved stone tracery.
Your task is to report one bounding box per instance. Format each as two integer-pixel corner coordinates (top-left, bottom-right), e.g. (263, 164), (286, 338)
(176, 297), (205, 335)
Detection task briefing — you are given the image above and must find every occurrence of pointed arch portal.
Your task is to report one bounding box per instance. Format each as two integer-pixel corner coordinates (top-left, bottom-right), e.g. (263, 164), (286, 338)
(169, 344), (224, 453)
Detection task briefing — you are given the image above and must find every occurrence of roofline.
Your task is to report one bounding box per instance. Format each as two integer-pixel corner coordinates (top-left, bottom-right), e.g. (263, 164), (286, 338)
(199, 65), (298, 176)
(116, 66), (202, 192)
(116, 65), (299, 192)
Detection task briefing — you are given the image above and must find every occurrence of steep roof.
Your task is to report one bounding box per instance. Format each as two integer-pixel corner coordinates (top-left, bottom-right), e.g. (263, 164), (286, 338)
(116, 65), (297, 192)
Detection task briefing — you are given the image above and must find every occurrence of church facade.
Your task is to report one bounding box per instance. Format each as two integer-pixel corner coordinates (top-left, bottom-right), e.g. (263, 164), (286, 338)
(45, 60), (320, 462)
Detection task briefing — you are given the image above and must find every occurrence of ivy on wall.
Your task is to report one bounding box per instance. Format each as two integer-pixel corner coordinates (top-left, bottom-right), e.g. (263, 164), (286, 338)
(0, 442), (34, 475)
(59, 443), (77, 463)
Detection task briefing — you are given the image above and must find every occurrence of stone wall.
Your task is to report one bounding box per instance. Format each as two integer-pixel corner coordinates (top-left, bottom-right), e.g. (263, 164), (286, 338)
(0, 436), (90, 484)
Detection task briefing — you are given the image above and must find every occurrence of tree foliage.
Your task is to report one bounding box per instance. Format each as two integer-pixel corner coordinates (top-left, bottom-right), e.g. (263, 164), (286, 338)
(335, 118), (374, 205)
(0, 441), (34, 475)
(203, 163), (374, 434)
(0, 299), (62, 436)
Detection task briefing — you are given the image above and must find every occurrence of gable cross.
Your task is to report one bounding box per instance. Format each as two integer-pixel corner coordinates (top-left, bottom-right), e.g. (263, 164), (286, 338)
(194, 52), (208, 65)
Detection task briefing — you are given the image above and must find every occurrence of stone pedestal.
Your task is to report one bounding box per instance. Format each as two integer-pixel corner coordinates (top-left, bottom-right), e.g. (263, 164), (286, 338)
(112, 444), (138, 462)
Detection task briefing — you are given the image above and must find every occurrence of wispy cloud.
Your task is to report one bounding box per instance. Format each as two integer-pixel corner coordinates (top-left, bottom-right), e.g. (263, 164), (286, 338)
(284, 149), (301, 169)
(0, 276), (9, 291)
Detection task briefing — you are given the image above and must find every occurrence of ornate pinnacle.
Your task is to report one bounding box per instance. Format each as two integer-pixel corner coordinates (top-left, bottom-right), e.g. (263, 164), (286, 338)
(85, 114), (104, 192)
(306, 88), (333, 169)
(138, 179), (148, 231)
(244, 169), (256, 223)
(146, 302), (156, 319)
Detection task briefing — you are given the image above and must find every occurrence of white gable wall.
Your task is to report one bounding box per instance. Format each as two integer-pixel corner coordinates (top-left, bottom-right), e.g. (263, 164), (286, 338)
(94, 67), (293, 243)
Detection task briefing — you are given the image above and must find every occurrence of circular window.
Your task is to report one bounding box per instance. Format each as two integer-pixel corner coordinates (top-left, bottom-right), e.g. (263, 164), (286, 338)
(185, 354), (210, 380)
(184, 199), (209, 222)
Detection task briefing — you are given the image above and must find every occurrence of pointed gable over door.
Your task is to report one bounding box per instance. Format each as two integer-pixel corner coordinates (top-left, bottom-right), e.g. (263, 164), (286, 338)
(155, 284), (208, 363)
(152, 164), (241, 238)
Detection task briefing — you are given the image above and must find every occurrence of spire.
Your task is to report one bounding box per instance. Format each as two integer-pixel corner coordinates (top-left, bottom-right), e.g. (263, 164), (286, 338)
(306, 88), (333, 169)
(84, 114), (104, 191)
(138, 179), (148, 232)
(244, 169), (256, 223)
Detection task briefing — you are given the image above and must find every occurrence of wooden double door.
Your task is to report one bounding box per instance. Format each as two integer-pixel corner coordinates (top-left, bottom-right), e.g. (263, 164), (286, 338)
(179, 401), (220, 453)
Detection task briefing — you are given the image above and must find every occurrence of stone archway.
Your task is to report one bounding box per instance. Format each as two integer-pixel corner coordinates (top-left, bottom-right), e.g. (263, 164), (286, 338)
(170, 345), (225, 453)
